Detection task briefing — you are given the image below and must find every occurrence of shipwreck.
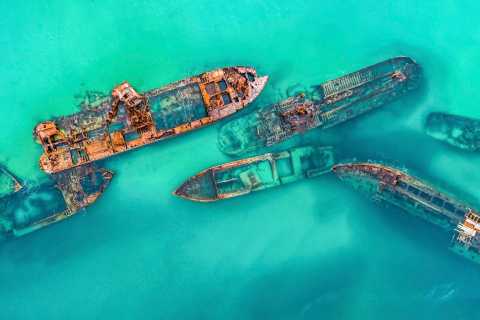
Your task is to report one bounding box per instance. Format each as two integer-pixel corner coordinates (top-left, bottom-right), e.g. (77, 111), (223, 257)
(35, 67), (268, 173)
(0, 164), (112, 239)
(426, 112), (480, 151)
(218, 57), (421, 156)
(333, 162), (480, 264)
(174, 145), (335, 201)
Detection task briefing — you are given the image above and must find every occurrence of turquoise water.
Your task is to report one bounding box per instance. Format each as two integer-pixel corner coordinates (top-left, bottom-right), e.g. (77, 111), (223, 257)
(1, 1), (480, 319)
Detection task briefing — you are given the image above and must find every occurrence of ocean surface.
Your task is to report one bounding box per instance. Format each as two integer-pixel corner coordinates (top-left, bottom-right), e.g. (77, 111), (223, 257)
(1, 1), (480, 319)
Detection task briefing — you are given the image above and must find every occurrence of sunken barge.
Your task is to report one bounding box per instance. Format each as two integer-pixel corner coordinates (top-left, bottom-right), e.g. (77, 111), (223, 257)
(333, 162), (480, 263)
(35, 67), (268, 173)
(426, 112), (480, 151)
(0, 164), (112, 239)
(174, 145), (335, 202)
(218, 57), (421, 156)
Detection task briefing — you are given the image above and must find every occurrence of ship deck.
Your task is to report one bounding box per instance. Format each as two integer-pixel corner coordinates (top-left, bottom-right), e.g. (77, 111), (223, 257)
(150, 83), (207, 131)
(35, 67), (267, 174)
(218, 57), (420, 156)
(175, 146), (334, 201)
(333, 163), (469, 229)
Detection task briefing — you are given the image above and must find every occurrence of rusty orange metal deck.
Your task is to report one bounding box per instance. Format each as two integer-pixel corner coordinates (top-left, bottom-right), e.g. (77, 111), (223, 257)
(35, 67), (268, 173)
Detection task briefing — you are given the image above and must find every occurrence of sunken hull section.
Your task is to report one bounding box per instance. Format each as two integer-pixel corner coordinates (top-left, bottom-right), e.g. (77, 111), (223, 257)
(0, 164), (112, 239)
(425, 112), (480, 151)
(218, 57), (421, 156)
(35, 67), (268, 174)
(333, 163), (480, 264)
(174, 146), (335, 202)
(0, 165), (23, 199)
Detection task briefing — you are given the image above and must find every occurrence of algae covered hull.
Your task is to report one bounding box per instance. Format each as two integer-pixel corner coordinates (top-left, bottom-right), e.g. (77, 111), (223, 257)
(426, 112), (480, 151)
(174, 145), (335, 202)
(0, 164), (112, 239)
(218, 57), (421, 156)
(333, 162), (480, 263)
(35, 67), (268, 174)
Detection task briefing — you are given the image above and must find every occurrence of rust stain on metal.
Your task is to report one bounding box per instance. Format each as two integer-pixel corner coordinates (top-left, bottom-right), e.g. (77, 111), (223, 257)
(35, 67), (268, 174)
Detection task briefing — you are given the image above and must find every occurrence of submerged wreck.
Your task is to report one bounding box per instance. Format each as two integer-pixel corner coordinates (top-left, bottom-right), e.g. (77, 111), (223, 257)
(333, 162), (480, 264)
(0, 164), (112, 239)
(174, 145), (335, 202)
(0, 165), (23, 197)
(218, 57), (421, 156)
(425, 112), (480, 151)
(35, 67), (268, 173)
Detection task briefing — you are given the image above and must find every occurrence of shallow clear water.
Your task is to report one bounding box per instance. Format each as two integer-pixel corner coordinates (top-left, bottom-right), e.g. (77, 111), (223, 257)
(1, 1), (480, 319)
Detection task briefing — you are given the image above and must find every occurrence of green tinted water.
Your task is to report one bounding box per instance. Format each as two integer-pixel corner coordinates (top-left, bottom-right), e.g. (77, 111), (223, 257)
(1, 1), (480, 319)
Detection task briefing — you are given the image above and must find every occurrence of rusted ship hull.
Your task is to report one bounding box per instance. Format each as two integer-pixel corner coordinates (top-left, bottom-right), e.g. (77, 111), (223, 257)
(35, 67), (268, 174)
(218, 57), (421, 156)
(0, 164), (112, 239)
(425, 112), (480, 151)
(333, 162), (480, 264)
(174, 145), (335, 202)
